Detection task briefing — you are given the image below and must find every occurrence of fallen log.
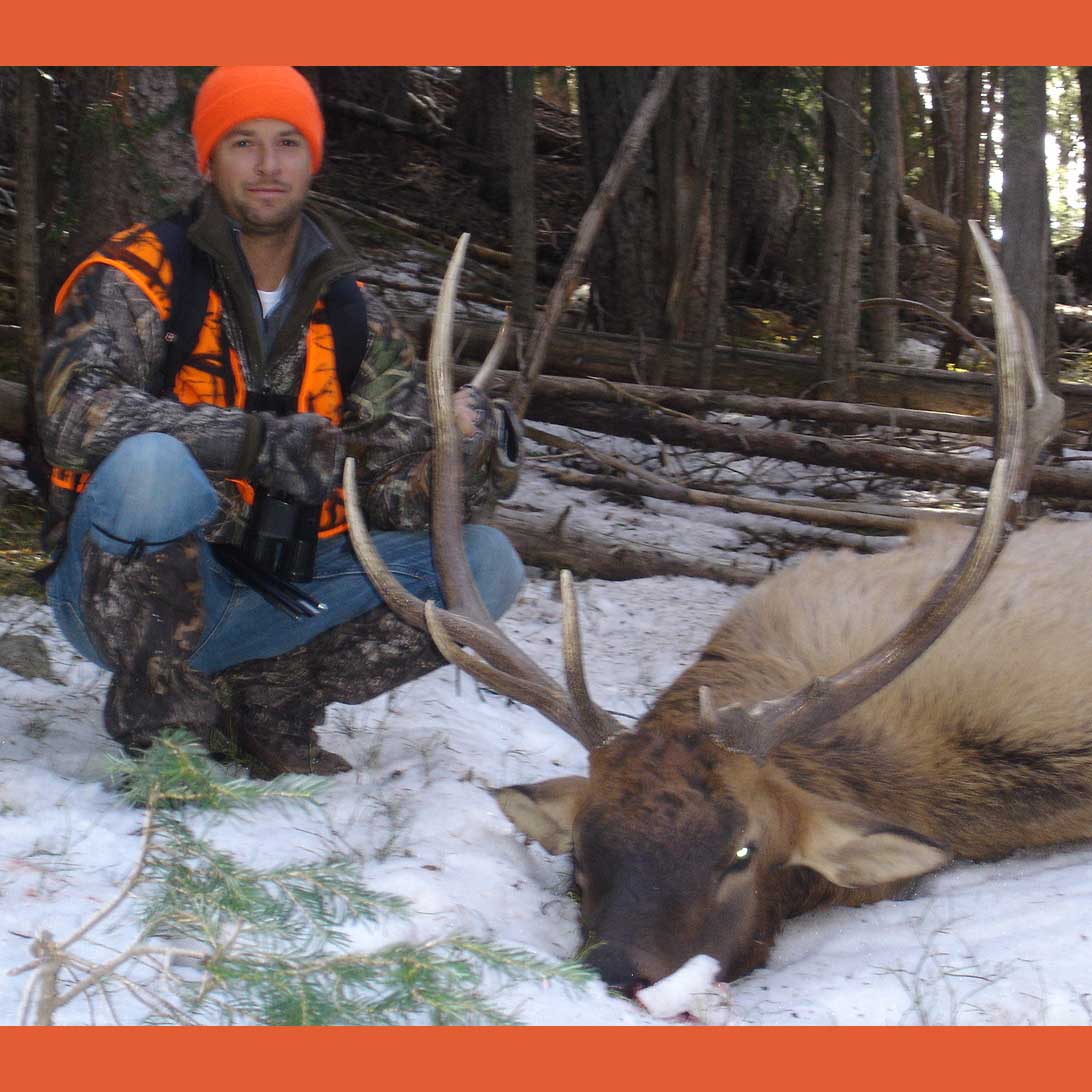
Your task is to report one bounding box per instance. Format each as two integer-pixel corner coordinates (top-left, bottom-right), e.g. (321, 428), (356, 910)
(324, 96), (448, 147)
(312, 191), (516, 272)
(522, 421), (922, 534)
(899, 194), (965, 248)
(371, 276), (512, 310)
(490, 506), (769, 586)
(523, 396), (1092, 500)
(455, 366), (1003, 437)
(539, 465), (914, 534)
(403, 312), (1092, 425)
(0, 376), (25, 436)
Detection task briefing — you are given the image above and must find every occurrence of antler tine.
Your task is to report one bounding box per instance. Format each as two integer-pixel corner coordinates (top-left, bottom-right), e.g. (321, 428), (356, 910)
(343, 456), (426, 630)
(968, 220), (1064, 495)
(709, 219), (1057, 765)
(559, 571), (628, 746)
(343, 237), (630, 753)
(427, 232), (493, 627)
(422, 601), (608, 750)
(470, 309), (512, 393)
(345, 458), (598, 742)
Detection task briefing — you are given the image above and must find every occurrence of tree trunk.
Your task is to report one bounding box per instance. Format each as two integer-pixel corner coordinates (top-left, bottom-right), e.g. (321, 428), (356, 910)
(942, 67), (983, 367)
(868, 67), (900, 365)
(819, 66), (863, 400)
(698, 68), (736, 389)
(318, 67), (412, 167)
(1073, 67), (1092, 291)
(454, 67), (510, 211)
(511, 67), (678, 417)
(928, 66), (955, 215)
(578, 66), (666, 340)
(509, 67), (536, 328)
(53, 67), (198, 297)
(939, 67), (967, 217)
(1001, 66), (1056, 384)
(649, 67), (718, 384)
(898, 67), (934, 207)
(15, 68), (45, 491)
(979, 68), (1000, 232)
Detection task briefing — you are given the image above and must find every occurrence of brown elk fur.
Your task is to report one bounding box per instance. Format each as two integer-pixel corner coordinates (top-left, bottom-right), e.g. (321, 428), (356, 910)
(495, 518), (1092, 986)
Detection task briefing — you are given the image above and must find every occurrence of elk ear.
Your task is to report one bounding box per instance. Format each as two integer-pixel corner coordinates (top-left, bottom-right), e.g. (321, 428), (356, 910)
(789, 802), (950, 888)
(490, 776), (588, 856)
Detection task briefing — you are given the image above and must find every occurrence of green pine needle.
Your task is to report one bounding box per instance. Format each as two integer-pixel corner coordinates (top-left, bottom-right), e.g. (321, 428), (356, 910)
(55, 733), (594, 1026)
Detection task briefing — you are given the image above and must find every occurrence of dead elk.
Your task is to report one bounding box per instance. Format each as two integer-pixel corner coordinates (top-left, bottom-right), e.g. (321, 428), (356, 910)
(343, 225), (1085, 994)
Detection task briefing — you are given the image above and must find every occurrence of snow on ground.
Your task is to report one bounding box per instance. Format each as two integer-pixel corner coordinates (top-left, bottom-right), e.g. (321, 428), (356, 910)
(4, 426), (1092, 1026)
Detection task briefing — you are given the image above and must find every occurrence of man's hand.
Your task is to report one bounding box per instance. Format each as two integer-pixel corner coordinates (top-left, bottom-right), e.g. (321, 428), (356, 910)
(342, 385), (521, 473)
(454, 386), (485, 438)
(452, 386), (520, 463)
(252, 412), (344, 505)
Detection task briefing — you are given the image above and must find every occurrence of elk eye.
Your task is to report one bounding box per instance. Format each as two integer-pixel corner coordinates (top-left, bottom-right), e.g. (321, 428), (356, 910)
(721, 844), (755, 877)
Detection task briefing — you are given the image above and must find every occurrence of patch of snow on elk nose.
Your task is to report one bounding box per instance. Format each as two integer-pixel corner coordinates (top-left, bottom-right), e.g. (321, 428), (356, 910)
(635, 954), (728, 1022)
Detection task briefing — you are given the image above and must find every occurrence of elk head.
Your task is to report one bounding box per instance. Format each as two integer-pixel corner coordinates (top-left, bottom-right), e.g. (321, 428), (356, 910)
(344, 225), (1062, 993)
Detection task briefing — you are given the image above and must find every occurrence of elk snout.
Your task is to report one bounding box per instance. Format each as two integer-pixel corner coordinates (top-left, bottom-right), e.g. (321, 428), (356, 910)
(582, 944), (652, 997)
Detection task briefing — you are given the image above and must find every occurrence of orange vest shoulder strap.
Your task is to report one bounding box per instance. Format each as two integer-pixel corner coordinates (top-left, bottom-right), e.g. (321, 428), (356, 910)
(54, 222), (173, 320)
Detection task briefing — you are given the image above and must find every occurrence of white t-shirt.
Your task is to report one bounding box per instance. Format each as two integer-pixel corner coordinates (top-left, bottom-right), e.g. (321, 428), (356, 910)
(257, 278), (287, 317)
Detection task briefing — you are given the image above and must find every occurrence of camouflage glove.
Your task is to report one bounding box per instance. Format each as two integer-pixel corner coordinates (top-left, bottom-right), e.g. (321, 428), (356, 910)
(454, 386), (522, 501)
(487, 398), (522, 498)
(251, 412), (345, 506)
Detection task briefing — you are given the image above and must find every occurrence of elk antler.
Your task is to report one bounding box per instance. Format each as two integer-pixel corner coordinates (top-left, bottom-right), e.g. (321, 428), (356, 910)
(701, 220), (1065, 764)
(343, 234), (626, 752)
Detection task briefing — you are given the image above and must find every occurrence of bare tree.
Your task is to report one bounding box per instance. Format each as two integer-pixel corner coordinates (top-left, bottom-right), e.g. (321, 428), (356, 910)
(15, 68), (46, 490)
(509, 67), (536, 328)
(317, 67), (411, 167)
(928, 66), (955, 215)
(648, 67), (719, 383)
(1073, 67), (1092, 292)
(943, 67), (983, 367)
(979, 68), (1000, 232)
(1001, 66), (1057, 383)
(898, 66), (935, 208)
(55, 67), (197, 295)
(697, 68), (736, 389)
(868, 66), (900, 365)
(820, 66), (863, 400)
(454, 67), (510, 210)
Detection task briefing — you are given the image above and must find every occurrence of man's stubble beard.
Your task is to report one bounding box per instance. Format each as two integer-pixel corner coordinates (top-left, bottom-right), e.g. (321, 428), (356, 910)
(236, 192), (308, 238)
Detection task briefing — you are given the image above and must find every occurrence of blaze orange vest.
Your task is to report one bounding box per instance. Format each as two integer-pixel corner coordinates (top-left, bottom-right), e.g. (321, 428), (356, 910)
(50, 222), (353, 538)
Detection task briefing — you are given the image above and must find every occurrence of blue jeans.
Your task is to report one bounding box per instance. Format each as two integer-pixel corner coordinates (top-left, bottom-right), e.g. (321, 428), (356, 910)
(47, 433), (525, 674)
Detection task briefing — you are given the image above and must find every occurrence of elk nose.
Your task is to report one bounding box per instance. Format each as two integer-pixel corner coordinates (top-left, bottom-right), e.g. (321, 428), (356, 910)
(583, 947), (650, 996)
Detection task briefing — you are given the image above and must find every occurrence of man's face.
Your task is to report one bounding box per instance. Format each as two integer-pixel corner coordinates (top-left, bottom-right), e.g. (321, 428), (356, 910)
(205, 118), (312, 235)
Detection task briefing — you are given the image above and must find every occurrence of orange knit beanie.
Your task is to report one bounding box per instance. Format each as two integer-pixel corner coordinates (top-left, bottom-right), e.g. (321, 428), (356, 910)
(191, 66), (324, 174)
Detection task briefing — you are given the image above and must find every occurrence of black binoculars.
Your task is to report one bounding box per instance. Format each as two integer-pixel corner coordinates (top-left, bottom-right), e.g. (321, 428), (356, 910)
(241, 489), (321, 584)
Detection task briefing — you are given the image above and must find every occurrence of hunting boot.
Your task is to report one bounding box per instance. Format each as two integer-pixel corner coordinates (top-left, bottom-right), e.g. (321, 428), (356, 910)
(214, 606), (448, 779)
(80, 534), (223, 754)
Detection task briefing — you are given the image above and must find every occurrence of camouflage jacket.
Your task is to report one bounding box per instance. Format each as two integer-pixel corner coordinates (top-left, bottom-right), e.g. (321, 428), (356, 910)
(37, 192), (518, 553)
